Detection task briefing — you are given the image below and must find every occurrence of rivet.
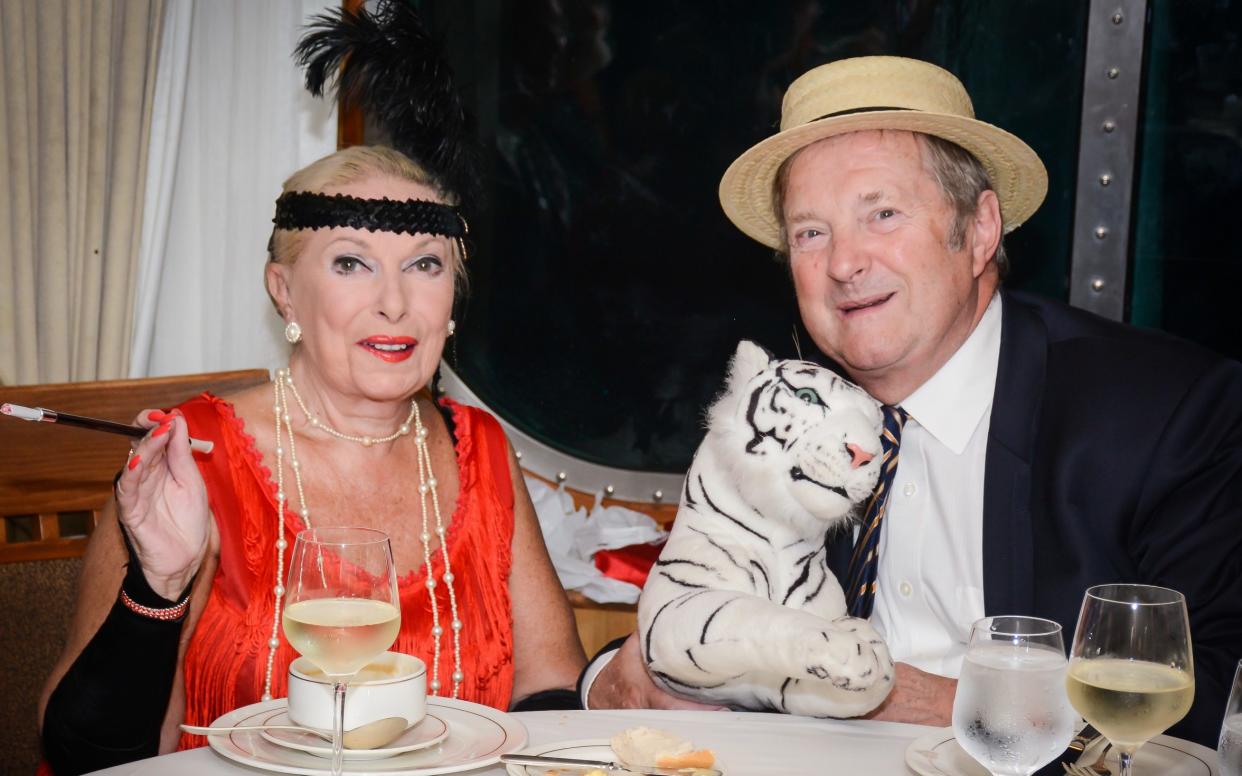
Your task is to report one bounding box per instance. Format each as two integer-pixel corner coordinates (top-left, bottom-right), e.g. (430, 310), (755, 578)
(652, 490), (664, 502)
(556, 471), (568, 482)
(1099, 173), (1112, 187)
(1102, 119), (1117, 133)
(514, 450), (523, 460)
(1106, 67), (1120, 80)
(1112, 11), (1124, 24)
(604, 485), (616, 496)
(1094, 226), (1109, 240)
(1091, 278), (1106, 292)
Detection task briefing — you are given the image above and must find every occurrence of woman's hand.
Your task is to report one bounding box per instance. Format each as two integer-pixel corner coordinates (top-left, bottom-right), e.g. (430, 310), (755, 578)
(114, 409), (211, 600)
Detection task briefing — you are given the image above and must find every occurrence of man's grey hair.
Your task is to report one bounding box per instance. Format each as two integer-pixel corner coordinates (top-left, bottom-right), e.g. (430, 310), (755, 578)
(770, 131), (1009, 276)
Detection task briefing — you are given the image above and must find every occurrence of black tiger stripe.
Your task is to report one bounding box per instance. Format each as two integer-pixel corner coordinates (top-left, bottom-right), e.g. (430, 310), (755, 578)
(652, 670), (729, 691)
(644, 596), (681, 663)
(657, 557), (718, 574)
(658, 570), (708, 589)
(780, 677), (793, 710)
(686, 648), (708, 673)
(749, 559), (772, 598)
(801, 564), (827, 604)
(697, 476), (770, 545)
(686, 525), (754, 588)
(700, 598), (735, 644)
(782, 555), (813, 605)
(744, 378), (778, 453)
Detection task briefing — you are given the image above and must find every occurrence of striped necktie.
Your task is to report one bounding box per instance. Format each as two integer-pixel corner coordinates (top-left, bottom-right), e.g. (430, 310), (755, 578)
(844, 405), (909, 619)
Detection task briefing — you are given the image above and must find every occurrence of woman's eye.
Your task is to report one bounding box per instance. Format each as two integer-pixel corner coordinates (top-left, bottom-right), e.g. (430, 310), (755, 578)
(795, 387), (823, 405)
(332, 255), (367, 274)
(410, 255), (444, 274)
(877, 209), (896, 220)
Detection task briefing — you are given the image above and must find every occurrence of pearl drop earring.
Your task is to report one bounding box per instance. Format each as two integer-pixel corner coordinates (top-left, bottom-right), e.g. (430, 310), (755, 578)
(447, 320), (456, 336)
(284, 321), (302, 344)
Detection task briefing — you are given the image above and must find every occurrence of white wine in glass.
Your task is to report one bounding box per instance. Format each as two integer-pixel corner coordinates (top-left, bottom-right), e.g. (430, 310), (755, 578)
(952, 616), (1078, 776)
(283, 527), (400, 776)
(1067, 584), (1194, 776)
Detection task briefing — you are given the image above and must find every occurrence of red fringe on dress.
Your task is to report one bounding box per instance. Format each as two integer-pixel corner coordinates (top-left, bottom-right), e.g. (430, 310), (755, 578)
(174, 394), (515, 750)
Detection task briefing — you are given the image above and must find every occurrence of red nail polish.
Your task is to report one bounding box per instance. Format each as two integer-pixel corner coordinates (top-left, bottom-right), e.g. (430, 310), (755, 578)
(153, 423), (172, 438)
(127, 454), (142, 470)
(147, 410), (169, 422)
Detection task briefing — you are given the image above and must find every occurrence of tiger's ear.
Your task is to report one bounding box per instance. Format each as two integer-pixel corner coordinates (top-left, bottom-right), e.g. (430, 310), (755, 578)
(728, 340), (775, 386)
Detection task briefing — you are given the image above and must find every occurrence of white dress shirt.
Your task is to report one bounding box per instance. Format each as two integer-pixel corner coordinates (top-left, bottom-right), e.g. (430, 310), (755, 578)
(868, 292), (1002, 678)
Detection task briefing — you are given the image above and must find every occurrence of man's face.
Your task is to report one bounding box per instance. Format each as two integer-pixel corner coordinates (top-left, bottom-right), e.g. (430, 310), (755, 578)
(782, 130), (999, 401)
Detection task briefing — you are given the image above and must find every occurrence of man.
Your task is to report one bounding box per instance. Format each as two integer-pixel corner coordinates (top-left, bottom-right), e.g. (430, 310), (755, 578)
(585, 56), (1242, 747)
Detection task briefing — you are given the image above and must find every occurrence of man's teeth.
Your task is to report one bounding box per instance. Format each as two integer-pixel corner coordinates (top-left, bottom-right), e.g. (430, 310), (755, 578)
(370, 343), (410, 351)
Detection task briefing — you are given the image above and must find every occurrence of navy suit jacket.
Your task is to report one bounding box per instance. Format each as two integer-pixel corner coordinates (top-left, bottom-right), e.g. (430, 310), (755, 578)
(828, 289), (1242, 747)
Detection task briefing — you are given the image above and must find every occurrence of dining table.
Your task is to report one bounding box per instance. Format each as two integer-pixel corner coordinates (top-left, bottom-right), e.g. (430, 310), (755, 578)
(82, 707), (1221, 776)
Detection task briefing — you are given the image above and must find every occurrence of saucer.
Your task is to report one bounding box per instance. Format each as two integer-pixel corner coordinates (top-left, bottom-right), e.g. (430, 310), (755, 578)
(905, 727), (1218, 776)
(205, 697), (527, 775)
(258, 710), (449, 761)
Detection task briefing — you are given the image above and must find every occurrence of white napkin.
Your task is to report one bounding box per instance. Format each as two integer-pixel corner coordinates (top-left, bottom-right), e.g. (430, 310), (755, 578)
(526, 476), (667, 604)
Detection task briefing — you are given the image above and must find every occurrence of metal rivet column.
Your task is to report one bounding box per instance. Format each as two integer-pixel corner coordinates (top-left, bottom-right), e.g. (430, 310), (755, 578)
(1069, 0), (1149, 319)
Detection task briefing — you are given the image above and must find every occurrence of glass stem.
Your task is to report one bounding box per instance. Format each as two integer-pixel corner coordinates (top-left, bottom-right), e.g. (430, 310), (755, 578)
(331, 679), (346, 776)
(1118, 749), (1133, 776)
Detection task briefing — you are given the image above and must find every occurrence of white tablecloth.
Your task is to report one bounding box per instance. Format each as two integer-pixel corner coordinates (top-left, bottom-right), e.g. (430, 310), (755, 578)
(84, 709), (932, 775)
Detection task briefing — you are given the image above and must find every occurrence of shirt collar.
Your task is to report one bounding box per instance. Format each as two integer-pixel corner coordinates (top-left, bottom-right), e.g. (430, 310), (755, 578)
(898, 292), (1003, 455)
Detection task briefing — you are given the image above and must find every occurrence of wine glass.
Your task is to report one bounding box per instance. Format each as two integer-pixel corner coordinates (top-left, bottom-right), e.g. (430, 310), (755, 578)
(283, 527), (400, 776)
(952, 615), (1078, 775)
(1066, 584), (1195, 776)
(1219, 660), (1242, 776)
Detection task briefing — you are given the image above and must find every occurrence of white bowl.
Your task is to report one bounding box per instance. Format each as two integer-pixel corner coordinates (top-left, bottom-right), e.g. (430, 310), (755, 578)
(287, 651), (426, 733)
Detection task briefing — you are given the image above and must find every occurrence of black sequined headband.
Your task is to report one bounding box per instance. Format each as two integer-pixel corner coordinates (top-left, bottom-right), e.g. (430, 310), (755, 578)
(273, 191), (467, 239)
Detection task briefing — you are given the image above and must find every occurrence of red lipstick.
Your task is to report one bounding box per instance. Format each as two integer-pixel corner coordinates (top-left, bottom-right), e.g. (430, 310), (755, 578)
(358, 335), (417, 363)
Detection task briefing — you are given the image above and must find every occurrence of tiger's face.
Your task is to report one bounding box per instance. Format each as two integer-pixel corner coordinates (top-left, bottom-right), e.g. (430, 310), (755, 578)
(708, 340), (884, 529)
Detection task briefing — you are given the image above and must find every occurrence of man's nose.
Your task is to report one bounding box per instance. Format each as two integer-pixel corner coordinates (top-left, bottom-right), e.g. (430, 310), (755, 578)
(825, 232), (871, 282)
(846, 442), (875, 469)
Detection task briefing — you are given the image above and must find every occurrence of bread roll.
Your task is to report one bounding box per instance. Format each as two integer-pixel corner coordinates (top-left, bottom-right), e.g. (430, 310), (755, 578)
(610, 726), (715, 770)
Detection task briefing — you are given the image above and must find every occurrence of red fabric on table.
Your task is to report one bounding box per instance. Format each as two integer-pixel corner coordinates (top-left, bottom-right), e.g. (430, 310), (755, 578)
(593, 540), (666, 588)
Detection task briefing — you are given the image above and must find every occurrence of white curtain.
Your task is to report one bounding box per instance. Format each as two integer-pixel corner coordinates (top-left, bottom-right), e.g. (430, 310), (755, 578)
(129, 0), (337, 378)
(0, 0), (164, 385)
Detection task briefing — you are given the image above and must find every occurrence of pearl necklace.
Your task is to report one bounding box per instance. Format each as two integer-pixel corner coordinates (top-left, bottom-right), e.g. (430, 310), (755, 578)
(262, 367), (463, 700)
(285, 370), (417, 446)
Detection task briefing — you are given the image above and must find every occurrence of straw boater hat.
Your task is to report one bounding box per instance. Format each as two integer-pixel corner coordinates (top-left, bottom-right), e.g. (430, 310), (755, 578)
(719, 56), (1048, 249)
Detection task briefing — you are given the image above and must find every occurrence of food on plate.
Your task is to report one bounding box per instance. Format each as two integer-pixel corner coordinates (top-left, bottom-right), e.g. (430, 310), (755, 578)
(610, 726), (716, 770)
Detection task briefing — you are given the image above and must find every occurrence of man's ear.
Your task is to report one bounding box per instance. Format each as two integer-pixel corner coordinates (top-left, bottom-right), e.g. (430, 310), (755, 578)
(266, 262), (294, 320)
(970, 189), (1003, 277)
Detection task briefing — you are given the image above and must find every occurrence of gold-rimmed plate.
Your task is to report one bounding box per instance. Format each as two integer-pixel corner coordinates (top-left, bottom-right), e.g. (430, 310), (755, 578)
(204, 697), (526, 775)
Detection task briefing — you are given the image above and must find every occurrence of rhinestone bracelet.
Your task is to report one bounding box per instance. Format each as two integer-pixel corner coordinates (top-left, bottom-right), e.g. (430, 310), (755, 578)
(120, 588), (191, 621)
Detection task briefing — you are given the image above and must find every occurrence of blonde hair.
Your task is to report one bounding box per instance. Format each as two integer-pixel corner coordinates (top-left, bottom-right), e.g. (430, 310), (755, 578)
(266, 145), (467, 292)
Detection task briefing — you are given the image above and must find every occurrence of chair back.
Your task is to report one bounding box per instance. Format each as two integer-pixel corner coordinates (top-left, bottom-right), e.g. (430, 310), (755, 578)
(0, 369), (269, 774)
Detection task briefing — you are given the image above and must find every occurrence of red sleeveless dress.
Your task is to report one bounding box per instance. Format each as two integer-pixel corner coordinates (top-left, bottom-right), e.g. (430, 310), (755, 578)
(175, 394), (515, 750)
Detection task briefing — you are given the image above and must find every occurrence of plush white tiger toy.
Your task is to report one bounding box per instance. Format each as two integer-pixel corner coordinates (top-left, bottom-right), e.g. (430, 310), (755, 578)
(637, 340), (895, 718)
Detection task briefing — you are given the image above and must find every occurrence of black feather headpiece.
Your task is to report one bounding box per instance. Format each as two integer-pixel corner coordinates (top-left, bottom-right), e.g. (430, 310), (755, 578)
(295, 1), (479, 210)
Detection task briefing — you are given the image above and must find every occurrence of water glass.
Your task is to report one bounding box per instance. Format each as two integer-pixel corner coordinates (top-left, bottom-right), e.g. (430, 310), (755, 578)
(952, 615), (1078, 776)
(1220, 660), (1242, 776)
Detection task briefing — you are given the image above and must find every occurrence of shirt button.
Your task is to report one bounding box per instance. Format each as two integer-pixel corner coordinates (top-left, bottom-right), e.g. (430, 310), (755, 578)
(903, 482), (917, 497)
(899, 581), (913, 597)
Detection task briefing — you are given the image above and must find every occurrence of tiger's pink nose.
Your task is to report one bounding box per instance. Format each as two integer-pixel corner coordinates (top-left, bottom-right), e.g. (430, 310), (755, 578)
(846, 443), (875, 469)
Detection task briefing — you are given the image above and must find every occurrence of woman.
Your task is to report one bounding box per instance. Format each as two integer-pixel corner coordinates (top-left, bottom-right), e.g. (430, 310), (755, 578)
(38, 145), (586, 774)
